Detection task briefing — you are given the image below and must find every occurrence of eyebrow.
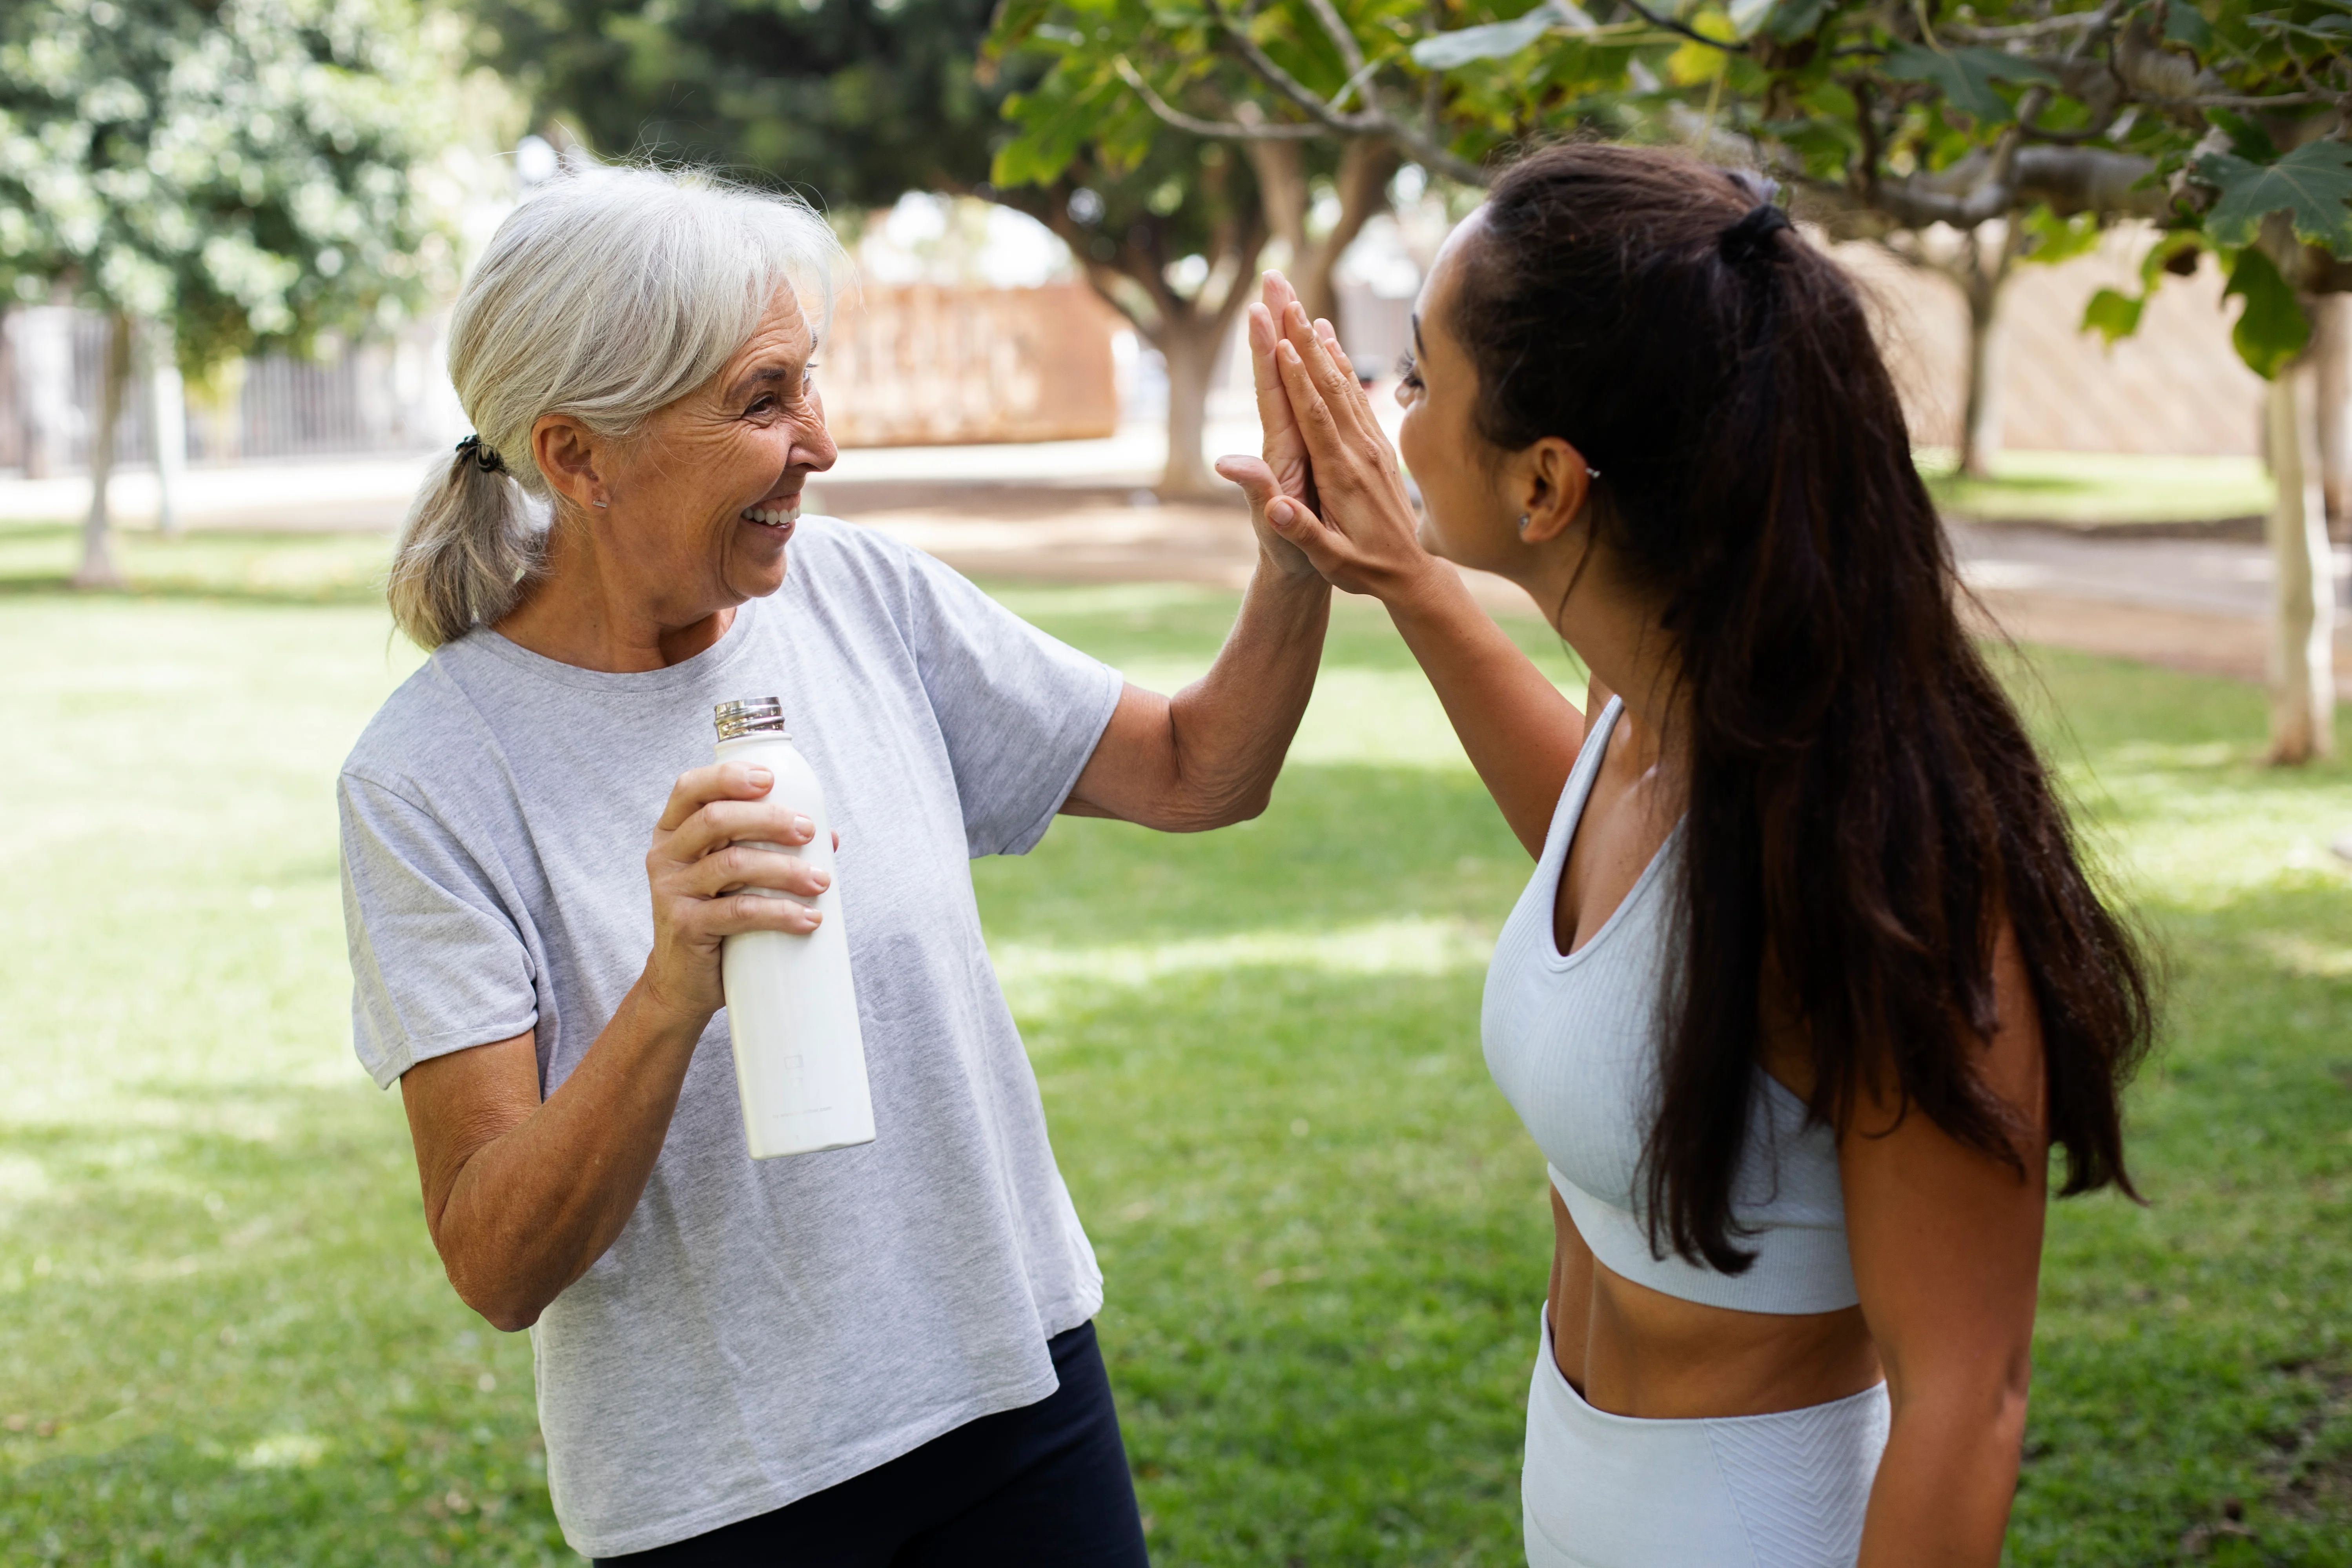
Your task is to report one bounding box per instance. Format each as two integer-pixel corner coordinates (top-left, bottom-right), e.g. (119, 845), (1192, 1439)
(731, 352), (811, 401)
(1410, 313), (1426, 359)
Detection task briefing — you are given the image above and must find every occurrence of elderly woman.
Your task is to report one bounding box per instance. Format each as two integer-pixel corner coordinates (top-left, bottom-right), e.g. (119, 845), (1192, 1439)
(338, 164), (1326, 1564)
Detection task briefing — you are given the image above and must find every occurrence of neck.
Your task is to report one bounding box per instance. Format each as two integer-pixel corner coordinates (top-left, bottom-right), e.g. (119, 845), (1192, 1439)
(1519, 540), (1682, 756)
(494, 514), (734, 673)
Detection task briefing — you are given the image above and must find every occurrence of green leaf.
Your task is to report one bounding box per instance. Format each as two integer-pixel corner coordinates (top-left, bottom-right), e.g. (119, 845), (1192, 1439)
(2223, 246), (2310, 381)
(2196, 141), (2352, 258)
(2138, 234), (2204, 288)
(1726, 0), (1774, 40)
(1409, 0), (1594, 70)
(1880, 43), (2057, 125)
(2161, 0), (2213, 53)
(2021, 207), (2101, 266)
(2081, 286), (2145, 345)
(1761, 0), (1832, 40)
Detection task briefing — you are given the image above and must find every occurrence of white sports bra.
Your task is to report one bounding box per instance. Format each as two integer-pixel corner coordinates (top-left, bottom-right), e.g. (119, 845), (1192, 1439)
(1481, 697), (1858, 1315)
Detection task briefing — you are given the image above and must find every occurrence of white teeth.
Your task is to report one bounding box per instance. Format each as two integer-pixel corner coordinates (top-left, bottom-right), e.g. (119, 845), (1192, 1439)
(740, 504), (796, 528)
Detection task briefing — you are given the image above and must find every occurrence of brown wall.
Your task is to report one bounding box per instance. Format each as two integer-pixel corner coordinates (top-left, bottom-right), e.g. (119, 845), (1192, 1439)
(1839, 227), (2265, 459)
(822, 282), (1123, 449)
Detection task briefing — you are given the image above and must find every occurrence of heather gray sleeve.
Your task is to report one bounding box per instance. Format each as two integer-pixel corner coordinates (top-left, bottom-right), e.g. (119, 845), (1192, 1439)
(900, 552), (1124, 858)
(339, 771), (539, 1088)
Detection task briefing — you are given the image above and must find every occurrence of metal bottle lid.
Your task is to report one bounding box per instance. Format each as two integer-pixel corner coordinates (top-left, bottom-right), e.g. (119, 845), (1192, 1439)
(714, 697), (789, 742)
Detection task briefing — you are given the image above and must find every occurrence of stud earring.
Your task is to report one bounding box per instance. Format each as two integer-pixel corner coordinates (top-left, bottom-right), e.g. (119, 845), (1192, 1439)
(593, 497), (609, 510)
(1516, 514), (1530, 534)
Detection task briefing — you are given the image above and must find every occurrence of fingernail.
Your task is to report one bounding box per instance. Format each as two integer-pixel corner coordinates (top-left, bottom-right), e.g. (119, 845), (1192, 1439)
(747, 767), (773, 788)
(794, 814), (814, 837)
(1270, 501), (1292, 526)
(813, 871), (832, 891)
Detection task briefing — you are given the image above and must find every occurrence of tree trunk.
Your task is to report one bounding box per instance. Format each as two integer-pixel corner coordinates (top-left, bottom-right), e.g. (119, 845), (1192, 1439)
(1958, 221), (2020, 479)
(147, 321), (187, 538)
(1244, 137), (1399, 336)
(1157, 318), (1224, 500)
(1245, 138), (1310, 275)
(2314, 293), (2351, 537)
(2266, 357), (2335, 763)
(1295, 139), (1400, 332)
(74, 313), (131, 590)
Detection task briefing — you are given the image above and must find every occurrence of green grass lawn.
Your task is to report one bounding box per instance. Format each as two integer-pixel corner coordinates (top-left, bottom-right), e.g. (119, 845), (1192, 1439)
(1923, 450), (2275, 529)
(2, 523), (2348, 1566)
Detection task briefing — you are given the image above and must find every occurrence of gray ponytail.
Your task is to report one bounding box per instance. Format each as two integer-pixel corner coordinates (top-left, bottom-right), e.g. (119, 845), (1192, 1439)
(387, 159), (844, 649)
(386, 453), (547, 649)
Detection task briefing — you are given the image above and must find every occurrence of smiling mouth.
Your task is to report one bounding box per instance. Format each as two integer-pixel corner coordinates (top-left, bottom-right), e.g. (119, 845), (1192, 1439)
(740, 499), (798, 530)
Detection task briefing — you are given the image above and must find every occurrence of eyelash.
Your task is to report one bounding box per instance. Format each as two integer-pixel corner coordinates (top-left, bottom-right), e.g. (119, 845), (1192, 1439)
(747, 366), (818, 417)
(1396, 351), (1424, 389)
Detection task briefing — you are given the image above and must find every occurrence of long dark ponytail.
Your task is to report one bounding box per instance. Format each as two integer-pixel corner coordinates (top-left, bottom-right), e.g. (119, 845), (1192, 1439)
(1450, 143), (2153, 1272)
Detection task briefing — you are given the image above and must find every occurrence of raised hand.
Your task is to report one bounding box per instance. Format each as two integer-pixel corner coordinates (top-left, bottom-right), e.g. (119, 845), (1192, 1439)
(1216, 271), (1329, 582)
(1259, 298), (1443, 604)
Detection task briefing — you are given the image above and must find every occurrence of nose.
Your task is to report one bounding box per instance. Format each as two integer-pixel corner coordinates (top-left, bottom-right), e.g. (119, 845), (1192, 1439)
(796, 393), (839, 475)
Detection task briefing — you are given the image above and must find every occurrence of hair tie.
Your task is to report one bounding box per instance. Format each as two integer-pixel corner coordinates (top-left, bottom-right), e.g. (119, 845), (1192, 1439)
(1718, 203), (1793, 267)
(455, 433), (507, 475)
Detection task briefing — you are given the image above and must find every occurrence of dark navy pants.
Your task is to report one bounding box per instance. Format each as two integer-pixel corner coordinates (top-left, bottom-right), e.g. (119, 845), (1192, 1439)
(598, 1322), (1150, 1567)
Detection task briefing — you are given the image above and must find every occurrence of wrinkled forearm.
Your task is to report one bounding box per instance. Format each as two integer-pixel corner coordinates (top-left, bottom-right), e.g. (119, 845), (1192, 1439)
(1157, 555), (1332, 830)
(431, 977), (707, 1331)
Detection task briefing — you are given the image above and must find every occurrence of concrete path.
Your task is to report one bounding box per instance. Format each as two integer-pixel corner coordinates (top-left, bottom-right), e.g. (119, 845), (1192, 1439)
(1951, 522), (2352, 683)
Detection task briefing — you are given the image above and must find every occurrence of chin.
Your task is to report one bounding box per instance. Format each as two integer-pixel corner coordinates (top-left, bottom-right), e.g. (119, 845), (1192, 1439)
(727, 525), (794, 598)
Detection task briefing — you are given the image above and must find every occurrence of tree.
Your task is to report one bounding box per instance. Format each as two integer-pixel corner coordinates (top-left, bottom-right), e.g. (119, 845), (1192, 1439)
(475, 0), (1260, 495)
(1421, 0), (2348, 757)
(992, 143), (1270, 496)
(468, 0), (1008, 205)
(1043, 0), (2345, 758)
(0, 0), (466, 587)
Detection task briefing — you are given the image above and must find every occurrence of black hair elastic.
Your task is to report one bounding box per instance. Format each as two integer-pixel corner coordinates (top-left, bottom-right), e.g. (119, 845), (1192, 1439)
(455, 433), (507, 475)
(1718, 203), (1794, 267)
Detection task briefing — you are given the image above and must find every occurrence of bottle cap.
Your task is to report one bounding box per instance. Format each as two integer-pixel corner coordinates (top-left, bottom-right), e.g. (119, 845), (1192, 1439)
(715, 697), (789, 742)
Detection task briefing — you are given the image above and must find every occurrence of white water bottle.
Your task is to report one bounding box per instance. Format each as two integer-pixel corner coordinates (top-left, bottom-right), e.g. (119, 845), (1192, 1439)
(712, 697), (875, 1158)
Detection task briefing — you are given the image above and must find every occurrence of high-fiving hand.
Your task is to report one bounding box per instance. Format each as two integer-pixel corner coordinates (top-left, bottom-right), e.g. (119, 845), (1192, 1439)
(1226, 271), (1444, 606)
(1213, 271), (1328, 582)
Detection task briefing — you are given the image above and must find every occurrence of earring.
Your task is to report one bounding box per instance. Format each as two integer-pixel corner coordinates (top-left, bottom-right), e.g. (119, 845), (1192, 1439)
(592, 497), (609, 510)
(1516, 514), (1530, 534)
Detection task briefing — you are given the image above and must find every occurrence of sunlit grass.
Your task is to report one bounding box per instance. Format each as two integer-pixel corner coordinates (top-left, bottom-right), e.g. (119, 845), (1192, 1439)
(1922, 449), (2274, 528)
(0, 546), (2347, 1564)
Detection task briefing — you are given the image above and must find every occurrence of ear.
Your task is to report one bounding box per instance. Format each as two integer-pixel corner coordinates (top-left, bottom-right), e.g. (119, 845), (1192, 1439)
(532, 415), (604, 512)
(1514, 436), (1596, 545)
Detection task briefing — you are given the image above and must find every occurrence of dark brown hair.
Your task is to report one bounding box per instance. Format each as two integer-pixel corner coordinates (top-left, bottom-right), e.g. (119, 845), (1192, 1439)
(1450, 142), (2153, 1272)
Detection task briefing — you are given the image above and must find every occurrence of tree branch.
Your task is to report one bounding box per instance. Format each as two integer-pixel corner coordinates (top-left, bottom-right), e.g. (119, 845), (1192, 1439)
(1944, 14), (2101, 44)
(1619, 0), (1739, 52)
(1115, 57), (1326, 139)
(1202, 0), (1488, 184)
(1203, 0), (1386, 131)
(1301, 0), (1367, 76)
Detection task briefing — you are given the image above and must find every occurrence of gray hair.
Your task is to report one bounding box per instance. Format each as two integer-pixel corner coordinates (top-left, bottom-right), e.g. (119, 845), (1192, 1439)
(388, 161), (845, 649)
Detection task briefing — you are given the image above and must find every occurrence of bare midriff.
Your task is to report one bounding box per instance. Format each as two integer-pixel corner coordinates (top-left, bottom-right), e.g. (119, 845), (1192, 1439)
(1544, 1183), (1882, 1420)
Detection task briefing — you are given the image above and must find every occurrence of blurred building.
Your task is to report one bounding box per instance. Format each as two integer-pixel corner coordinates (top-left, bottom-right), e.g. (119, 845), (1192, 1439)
(1844, 227), (2266, 459)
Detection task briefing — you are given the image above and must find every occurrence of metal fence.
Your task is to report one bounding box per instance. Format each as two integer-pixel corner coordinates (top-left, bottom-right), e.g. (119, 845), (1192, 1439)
(0, 308), (450, 476)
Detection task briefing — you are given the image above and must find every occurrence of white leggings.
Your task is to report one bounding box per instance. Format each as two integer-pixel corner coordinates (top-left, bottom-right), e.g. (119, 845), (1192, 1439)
(1521, 1305), (1889, 1568)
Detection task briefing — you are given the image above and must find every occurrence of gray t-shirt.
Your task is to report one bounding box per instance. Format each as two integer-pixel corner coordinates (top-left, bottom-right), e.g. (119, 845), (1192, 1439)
(337, 516), (1125, 1558)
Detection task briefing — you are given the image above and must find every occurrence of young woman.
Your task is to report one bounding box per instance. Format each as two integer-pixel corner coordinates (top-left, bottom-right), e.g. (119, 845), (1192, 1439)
(1240, 144), (2153, 1566)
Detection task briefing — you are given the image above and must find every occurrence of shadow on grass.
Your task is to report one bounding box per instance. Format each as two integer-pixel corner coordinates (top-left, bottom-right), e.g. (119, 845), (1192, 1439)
(0, 1087), (572, 1566)
(0, 522), (394, 610)
(978, 763), (1532, 949)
